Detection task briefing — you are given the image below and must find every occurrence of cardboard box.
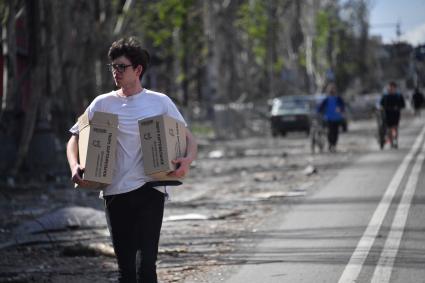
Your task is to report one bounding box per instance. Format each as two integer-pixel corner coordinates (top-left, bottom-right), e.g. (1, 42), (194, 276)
(138, 115), (187, 180)
(77, 111), (118, 189)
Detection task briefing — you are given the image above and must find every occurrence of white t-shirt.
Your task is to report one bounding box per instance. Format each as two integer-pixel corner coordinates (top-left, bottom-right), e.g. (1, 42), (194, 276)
(70, 89), (187, 196)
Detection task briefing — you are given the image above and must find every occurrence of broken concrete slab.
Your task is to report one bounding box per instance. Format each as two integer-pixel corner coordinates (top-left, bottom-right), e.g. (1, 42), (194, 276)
(14, 206), (107, 235)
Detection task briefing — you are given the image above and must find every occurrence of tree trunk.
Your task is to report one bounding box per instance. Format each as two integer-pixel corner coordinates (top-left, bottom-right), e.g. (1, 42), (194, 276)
(266, 0), (277, 98)
(202, 0), (217, 120)
(302, 0), (318, 93)
(11, 0), (46, 176)
(1, 0), (18, 115)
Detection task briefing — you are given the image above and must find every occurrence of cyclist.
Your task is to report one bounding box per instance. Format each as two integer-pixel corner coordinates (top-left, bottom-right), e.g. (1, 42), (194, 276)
(318, 83), (346, 153)
(379, 81), (405, 148)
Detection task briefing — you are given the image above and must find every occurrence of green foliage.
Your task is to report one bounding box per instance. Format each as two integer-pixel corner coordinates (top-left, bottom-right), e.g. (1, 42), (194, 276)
(130, 0), (198, 56)
(190, 122), (214, 138)
(0, 0), (14, 26)
(312, 5), (372, 91)
(274, 56), (285, 72)
(298, 51), (306, 68)
(314, 10), (330, 50)
(236, 1), (268, 66)
(127, 0), (206, 104)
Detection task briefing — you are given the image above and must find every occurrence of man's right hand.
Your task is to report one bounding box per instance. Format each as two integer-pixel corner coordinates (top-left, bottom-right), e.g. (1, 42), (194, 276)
(71, 164), (90, 187)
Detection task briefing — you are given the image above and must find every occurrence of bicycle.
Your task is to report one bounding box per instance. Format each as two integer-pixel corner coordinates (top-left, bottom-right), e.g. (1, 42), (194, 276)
(310, 114), (327, 154)
(376, 108), (398, 149)
(376, 108), (387, 150)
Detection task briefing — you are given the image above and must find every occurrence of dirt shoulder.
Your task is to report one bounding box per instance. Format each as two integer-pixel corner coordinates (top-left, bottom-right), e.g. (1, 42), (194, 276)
(0, 119), (379, 283)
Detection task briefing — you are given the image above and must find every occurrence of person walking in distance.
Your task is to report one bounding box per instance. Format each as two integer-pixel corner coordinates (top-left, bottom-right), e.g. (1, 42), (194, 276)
(318, 83), (346, 153)
(411, 87), (424, 116)
(66, 37), (197, 283)
(380, 81), (405, 148)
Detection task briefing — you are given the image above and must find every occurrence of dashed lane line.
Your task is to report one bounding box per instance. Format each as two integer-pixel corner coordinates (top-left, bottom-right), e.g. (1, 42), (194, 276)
(370, 134), (425, 282)
(338, 125), (425, 283)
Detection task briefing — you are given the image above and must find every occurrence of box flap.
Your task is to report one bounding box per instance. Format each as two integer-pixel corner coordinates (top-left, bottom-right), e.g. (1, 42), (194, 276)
(77, 111), (90, 131)
(77, 111), (118, 132)
(139, 114), (162, 124)
(91, 111), (118, 127)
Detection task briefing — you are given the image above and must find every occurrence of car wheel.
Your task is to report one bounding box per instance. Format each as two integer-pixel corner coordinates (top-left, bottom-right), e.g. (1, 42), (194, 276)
(271, 126), (279, 137)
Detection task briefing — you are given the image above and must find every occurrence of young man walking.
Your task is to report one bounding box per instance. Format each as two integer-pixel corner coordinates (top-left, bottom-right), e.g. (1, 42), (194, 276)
(66, 37), (197, 283)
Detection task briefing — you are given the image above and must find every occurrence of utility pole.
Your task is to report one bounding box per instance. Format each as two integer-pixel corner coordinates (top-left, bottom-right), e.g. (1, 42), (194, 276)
(396, 21), (402, 41)
(370, 21), (402, 42)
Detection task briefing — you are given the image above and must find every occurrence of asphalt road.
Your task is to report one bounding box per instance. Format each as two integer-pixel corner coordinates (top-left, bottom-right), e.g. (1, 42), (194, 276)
(190, 118), (425, 283)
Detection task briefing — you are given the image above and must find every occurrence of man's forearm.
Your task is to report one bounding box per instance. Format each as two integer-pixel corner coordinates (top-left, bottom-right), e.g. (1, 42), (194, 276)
(185, 129), (197, 162)
(66, 135), (80, 170)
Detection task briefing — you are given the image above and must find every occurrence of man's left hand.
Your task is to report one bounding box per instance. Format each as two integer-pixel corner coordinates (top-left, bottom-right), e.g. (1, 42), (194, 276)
(167, 157), (192, 179)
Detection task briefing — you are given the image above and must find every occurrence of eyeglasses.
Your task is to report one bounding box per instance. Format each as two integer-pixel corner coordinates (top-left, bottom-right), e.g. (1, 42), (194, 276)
(107, 63), (133, 73)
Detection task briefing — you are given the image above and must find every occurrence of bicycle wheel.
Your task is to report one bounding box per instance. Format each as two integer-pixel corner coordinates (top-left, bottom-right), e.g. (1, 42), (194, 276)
(376, 110), (386, 150)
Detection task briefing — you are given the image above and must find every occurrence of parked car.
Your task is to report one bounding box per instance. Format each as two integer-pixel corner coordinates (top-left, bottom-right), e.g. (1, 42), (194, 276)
(269, 94), (349, 137)
(269, 95), (313, 137)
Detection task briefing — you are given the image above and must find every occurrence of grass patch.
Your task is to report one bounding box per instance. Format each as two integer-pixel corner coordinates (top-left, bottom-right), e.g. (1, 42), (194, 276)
(190, 122), (215, 138)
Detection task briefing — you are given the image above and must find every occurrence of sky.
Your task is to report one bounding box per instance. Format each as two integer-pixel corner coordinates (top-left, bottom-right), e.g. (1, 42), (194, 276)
(369, 0), (425, 45)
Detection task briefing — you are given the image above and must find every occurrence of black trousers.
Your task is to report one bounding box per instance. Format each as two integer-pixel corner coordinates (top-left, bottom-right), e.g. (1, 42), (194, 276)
(384, 110), (401, 127)
(104, 184), (165, 283)
(327, 121), (340, 147)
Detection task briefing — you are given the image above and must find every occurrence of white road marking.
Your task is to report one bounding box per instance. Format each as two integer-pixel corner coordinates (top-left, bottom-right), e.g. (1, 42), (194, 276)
(370, 138), (425, 282)
(338, 126), (425, 283)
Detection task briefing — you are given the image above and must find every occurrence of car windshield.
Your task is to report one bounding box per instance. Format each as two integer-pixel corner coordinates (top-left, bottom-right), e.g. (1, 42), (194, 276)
(271, 97), (311, 115)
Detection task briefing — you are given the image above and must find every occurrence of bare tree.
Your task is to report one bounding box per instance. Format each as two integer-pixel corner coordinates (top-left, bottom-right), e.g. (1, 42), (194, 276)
(0, 0), (20, 116)
(11, 0), (47, 175)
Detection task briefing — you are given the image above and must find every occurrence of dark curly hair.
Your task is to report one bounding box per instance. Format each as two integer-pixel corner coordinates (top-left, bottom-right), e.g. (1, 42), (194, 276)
(108, 37), (150, 80)
(389, 81), (397, 88)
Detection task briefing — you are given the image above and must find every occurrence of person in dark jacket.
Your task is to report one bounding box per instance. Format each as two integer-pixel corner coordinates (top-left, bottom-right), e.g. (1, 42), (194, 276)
(411, 87), (424, 116)
(380, 81), (405, 148)
(318, 83), (345, 152)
